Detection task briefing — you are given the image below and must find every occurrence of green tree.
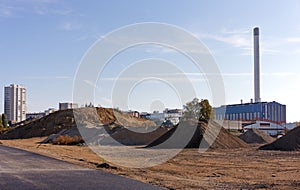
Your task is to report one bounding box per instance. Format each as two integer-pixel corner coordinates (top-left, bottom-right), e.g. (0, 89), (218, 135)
(0, 114), (3, 128)
(2, 114), (8, 128)
(183, 98), (201, 119)
(183, 98), (214, 121)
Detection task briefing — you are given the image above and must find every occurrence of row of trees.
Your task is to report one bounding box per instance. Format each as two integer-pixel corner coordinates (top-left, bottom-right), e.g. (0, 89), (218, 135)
(0, 114), (8, 128)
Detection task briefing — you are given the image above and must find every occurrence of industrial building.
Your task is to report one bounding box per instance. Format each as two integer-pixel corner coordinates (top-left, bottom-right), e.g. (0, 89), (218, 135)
(59, 102), (78, 110)
(4, 84), (27, 123)
(214, 101), (286, 125)
(213, 27), (286, 135)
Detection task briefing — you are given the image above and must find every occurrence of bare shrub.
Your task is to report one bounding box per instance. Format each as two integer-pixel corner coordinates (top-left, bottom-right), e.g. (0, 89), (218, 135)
(55, 135), (84, 145)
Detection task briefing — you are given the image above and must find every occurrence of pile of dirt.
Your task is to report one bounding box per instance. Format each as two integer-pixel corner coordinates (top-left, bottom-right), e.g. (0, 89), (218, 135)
(40, 123), (168, 146)
(146, 120), (248, 149)
(0, 109), (76, 140)
(109, 127), (169, 146)
(259, 126), (300, 151)
(239, 129), (275, 144)
(0, 107), (156, 140)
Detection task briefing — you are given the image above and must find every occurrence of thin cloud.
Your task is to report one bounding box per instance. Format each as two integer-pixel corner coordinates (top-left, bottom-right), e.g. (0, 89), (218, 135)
(22, 76), (72, 80)
(264, 72), (296, 77)
(292, 49), (300, 54)
(53, 8), (73, 15)
(101, 97), (112, 104)
(99, 76), (206, 83)
(83, 80), (98, 89)
(220, 28), (251, 34)
(285, 37), (300, 43)
(197, 33), (251, 48)
(241, 47), (280, 56)
(144, 46), (177, 54)
(60, 22), (81, 31)
(197, 29), (282, 56)
(0, 0), (72, 17)
(178, 72), (296, 77)
(0, 5), (24, 17)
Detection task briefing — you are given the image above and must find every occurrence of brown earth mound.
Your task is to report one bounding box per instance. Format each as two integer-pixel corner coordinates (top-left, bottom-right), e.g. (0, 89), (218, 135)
(146, 120), (248, 149)
(239, 129), (275, 144)
(41, 124), (169, 146)
(109, 127), (169, 146)
(259, 126), (300, 151)
(0, 107), (156, 140)
(0, 109), (76, 140)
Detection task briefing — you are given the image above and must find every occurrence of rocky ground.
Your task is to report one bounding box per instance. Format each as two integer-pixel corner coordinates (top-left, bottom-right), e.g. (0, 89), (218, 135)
(1, 138), (299, 189)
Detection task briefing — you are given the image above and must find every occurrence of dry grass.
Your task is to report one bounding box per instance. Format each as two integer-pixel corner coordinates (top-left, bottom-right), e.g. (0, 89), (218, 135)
(54, 135), (84, 145)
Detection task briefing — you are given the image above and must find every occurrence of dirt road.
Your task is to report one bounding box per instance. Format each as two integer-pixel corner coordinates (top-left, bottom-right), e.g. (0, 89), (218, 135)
(0, 145), (161, 190)
(1, 138), (299, 189)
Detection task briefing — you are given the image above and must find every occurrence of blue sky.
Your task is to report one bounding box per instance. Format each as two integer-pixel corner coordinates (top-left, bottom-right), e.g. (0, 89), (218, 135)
(0, 0), (299, 122)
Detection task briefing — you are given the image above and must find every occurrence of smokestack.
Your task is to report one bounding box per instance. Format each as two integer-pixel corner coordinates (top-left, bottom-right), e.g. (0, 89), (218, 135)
(254, 27), (261, 102)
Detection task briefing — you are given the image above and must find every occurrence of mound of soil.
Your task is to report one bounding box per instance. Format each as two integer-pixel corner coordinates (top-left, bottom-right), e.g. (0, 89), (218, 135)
(239, 129), (275, 144)
(0, 107), (156, 140)
(259, 126), (300, 151)
(40, 124), (169, 146)
(109, 127), (169, 146)
(146, 120), (248, 149)
(0, 109), (76, 140)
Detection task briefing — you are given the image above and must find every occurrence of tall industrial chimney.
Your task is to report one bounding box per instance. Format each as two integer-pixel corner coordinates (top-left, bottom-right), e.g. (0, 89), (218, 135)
(253, 27), (261, 102)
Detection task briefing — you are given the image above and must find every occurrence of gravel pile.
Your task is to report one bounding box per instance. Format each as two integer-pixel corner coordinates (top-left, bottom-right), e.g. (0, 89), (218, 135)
(259, 126), (300, 151)
(239, 129), (275, 144)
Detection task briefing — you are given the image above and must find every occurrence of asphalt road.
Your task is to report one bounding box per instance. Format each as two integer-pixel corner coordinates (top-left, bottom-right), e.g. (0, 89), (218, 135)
(0, 145), (162, 190)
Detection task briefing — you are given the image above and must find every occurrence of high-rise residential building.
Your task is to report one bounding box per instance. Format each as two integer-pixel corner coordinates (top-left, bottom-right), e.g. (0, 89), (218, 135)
(4, 84), (27, 123)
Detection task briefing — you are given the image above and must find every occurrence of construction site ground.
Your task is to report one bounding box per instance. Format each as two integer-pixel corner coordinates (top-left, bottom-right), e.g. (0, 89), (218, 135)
(1, 138), (299, 189)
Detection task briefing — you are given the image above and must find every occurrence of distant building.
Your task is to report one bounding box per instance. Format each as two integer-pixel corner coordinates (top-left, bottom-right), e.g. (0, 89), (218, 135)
(4, 84), (26, 123)
(26, 108), (56, 120)
(243, 121), (285, 136)
(140, 112), (151, 119)
(140, 108), (183, 125)
(44, 108), (56, 115)
(214, 101), (286, 124)
(127, 110), (140, 118)
(163, 108), (183, 125)
(59, 102), (78, 110)
(26, 112), (45, 120)
(214, 101), (286, 135)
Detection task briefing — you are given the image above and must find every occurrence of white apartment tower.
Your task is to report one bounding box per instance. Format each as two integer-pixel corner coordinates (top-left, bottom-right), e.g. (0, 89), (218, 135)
(4, 84), (27, 123)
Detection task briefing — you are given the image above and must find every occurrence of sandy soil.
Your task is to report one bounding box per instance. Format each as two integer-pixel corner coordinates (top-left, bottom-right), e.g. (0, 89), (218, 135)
(1, 138), (299, 189)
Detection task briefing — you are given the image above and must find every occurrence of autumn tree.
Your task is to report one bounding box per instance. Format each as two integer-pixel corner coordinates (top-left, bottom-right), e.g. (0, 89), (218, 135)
(183, 98), (214, 121)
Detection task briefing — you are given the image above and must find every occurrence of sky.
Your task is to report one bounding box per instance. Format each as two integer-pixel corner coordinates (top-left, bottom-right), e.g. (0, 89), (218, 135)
(0, 0), (300, 122)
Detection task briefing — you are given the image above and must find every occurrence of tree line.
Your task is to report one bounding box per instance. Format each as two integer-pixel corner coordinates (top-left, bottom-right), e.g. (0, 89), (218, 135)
(0, 114), (8, 128)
